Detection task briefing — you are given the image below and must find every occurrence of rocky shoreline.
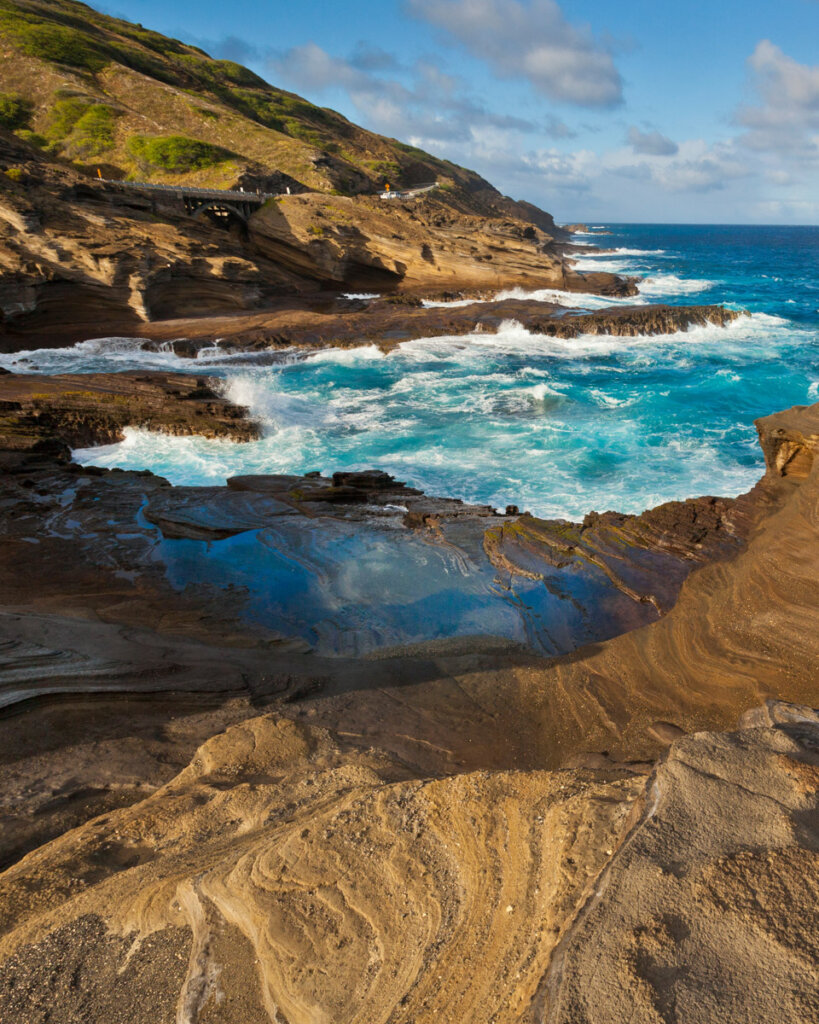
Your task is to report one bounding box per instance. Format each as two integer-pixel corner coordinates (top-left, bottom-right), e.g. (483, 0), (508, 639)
(131, 300), (743, 357)
(0, 379), (817, 1019)
(1, 316), (818, 1023)
(1, 12), (817, 1015)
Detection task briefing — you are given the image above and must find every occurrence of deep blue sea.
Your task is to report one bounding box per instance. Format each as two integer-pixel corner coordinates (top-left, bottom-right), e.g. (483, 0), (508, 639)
(4, 224), (818, 519)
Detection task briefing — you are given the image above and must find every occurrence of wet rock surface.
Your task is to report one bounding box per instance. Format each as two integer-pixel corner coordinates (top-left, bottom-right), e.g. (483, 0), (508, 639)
(0, 370), (259, 454)
(134, 299), (739, 356)
(485, 491), (756, 615)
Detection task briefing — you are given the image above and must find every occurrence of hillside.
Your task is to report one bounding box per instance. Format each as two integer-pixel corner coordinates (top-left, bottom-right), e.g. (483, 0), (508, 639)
(0, 0), (538, 219)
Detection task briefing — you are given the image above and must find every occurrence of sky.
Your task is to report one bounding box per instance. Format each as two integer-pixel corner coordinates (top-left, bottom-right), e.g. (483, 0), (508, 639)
(98, 0), (819, 223)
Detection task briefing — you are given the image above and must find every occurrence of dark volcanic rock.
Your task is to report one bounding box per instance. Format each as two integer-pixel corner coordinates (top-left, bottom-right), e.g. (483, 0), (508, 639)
(485, 493), (756, 614)
(0, 371), (259, 452)
(136, 300), (743, 357)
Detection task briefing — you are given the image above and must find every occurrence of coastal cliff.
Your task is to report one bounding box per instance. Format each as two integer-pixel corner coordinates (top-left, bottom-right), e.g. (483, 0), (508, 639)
(0, 0), (616, 348)
(1, 2), (817, 1021)
(0, 126), (625, 348)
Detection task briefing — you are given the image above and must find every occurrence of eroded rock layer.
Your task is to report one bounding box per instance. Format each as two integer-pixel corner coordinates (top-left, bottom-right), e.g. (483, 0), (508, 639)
(0, 703), (816, 1024)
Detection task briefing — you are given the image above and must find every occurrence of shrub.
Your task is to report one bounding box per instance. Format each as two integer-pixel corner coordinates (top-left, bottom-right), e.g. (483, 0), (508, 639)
(0, 92), (31, 130)
(16, 129), (48, 148)
(45, 95), (93, 140)
(127, 134), (234, 173)
(67, 104), (117, 157)
(4, 166), (23, 182)
(0, 17), (107, 72)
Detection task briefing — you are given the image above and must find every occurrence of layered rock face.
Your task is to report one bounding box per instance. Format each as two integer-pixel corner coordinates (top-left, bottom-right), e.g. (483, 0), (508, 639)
(247, 192), (626, 296)
(0, 133), (628, 349)
(0, 136), (305, 348)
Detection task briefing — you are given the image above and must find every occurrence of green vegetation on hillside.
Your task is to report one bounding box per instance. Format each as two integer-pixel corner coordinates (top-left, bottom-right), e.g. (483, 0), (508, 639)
(0, 0), (490, 197)
(69, 102), (116, 156)
(127, 134), (234, 173)
(0, 91), (30, 129)
(41, 92), (119, 157)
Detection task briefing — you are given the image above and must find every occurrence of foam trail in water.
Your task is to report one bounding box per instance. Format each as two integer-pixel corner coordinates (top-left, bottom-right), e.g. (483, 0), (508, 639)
(638, 275), (718, 297)
(494, 286), (643, 309)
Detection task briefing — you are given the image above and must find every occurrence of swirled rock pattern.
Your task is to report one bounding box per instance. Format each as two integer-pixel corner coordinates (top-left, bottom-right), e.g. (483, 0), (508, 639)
(0, 712), (645, 1024)
(1, 704), (817, 1024)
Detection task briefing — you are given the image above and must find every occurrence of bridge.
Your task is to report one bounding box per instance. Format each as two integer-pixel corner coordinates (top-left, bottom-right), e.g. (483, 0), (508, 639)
(98, 179), (277, 224)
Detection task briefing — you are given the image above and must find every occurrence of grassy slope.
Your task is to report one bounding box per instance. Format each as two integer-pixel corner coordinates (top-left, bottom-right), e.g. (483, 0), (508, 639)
(0, 0), (492, 198)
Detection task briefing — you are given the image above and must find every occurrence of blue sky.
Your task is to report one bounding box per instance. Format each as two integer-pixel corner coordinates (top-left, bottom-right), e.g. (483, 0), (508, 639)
(99, 0), (819, 223)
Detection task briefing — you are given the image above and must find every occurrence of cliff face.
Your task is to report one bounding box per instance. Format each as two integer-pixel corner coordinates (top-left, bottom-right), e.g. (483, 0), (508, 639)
(0, 130), (623, 349)
(0, 133), (301, 347)
(247, 192), (582, 294)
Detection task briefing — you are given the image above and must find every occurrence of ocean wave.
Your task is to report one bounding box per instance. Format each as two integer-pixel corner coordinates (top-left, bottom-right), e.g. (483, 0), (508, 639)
(570, 257), (636, 274)
(224, 375), (335, 431)
(637, 275), (718, 297)
(589, 388), (635, 409)
(613, 247), (668, 256)
(494, 286), (642, 309)
(0, 335), (300, 374)
(529, 381), (564, 399)
(392, 310), (793, 363)
(305, 344), (385, 364)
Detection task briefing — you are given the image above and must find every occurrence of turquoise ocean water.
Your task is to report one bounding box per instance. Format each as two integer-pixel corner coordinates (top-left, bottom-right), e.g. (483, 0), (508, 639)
(5, 224), (818, 519)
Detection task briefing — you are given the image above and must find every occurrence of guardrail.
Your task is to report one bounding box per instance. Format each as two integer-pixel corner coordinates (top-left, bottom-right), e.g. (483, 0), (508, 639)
(379, 181), (439, 199)
(98, 178), (439, 203)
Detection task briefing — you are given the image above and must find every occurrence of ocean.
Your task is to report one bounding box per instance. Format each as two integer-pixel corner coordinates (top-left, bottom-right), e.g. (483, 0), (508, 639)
(4, 224), (818, 520)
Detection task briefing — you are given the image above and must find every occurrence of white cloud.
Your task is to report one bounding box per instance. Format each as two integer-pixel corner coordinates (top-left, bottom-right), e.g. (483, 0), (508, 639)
(627, 126), (678, 157)
(737, 40), (819, 157)
(406, 0), (623, 107)
(271, 43), (549, 148)
(267, 35), (817, 221)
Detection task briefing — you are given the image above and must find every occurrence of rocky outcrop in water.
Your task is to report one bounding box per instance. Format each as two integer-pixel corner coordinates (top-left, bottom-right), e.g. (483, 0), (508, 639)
(133, 301), (740, 357)
(485, 492), (755, 615)
(0, 370), (259, 455)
